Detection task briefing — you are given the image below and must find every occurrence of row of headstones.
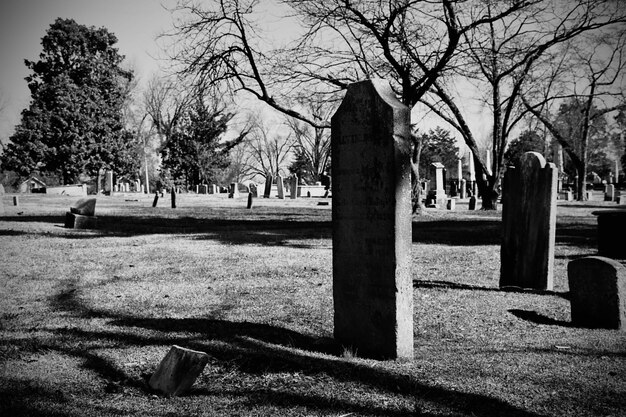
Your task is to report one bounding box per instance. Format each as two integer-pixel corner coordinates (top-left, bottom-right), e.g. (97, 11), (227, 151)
(259, 174), (301, 199)
(112, 181), (144, 193)
(332, 80), (625, 361)
(501, 151), (625, 330)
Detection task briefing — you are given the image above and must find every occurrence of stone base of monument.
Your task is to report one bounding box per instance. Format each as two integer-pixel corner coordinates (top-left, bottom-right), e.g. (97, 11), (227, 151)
(148, 345), (210, 396)
(64, 212), (98, 229)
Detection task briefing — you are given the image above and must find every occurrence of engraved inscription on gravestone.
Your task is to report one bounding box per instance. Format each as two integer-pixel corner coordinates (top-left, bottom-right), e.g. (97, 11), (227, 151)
(331, 79), (413, 360)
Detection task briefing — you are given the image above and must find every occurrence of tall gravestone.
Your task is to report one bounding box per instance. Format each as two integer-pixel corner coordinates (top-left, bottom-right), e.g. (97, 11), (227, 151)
(290, 175), (298, 199)
(263, 174), (273, 198)
(276, 176), (285, 199)
(331, 79), (413, 360)
(500, 151), (557, 290)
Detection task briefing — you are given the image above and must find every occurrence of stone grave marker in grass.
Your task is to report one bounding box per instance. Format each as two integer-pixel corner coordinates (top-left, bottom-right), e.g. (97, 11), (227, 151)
(568, 256), (626, 330)
(149, 345), (210, 396)
(500, 151), (557, 290)
(263, 174), (273, 198)
(65, 197), (98, 229)
(331, 79), (413, 360)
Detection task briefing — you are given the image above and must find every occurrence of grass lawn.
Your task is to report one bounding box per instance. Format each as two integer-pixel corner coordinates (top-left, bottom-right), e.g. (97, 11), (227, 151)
(0, 192), (624, 416)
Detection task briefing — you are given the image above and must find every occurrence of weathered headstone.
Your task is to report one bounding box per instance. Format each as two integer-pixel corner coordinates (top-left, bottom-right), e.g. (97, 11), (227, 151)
(247, 192), (253, 209)
(568, 256), (626, 330)
(263, 174), (273, 198)
(13, 196), (19, 206)
(171, 189), (177, 208)
(276, 176), (285, 199)
(500, 152), (557, 290)
(331, 79), (413, 360)
(290, 175), (298, 199)
(105, 171), (113, 195)
(152, 192), (159, 207)
(70, 198), (96, 216)
(149, 345), (210, 396)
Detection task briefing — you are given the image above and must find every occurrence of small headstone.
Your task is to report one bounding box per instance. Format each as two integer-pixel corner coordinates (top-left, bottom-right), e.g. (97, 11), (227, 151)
(460, 178), (467, 199)
(446, 198), (455, 210)
(171, 189), (177, 209)
(149, 345), (210, 396)
(152, 192), (159, 208)
(468, 196), (476, 210)
(70, 198), (96, 216)
(247, 192), (253, 209)
(105, 171), (113, 194)
(568, 256), (626, 330)
(605, 184), (616, 202)
(500, 152), (557, 290)
(586, 190), (594, 201)
(592, 210), (626, 259)
(13, 196), (19, 206)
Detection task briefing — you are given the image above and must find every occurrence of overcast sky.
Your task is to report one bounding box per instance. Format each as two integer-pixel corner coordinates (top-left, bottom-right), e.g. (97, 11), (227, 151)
(0, 0), (177, 142)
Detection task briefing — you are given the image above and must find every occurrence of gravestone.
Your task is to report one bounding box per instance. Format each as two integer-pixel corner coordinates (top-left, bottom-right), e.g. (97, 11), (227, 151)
(247, 192), (253, 209)
(276, 176), (285, 199)
(70, 198), (96, 216)
(105, 171), (113, 194)
(605, 184), (615, 202)
(149, 345), (210, 396)
(446, 198), (455, 210)
(592, 209), (626, 259)
(228, 183), (240, 198)
(290, 175), (298, 199)
(427, 162), (446, 207)
(468, 196), (476, 210)
(13, 196), (19, 206)
(171, 189), (177, 209)
(331, 79), (413, 360)
(500, 152), (557, 290)
(65, 198), (97, 229)
(568, 256), (625, 330)
(460, 178), (467, 199)
(263, 174), (273, 198)
(152, 192), (159, 207)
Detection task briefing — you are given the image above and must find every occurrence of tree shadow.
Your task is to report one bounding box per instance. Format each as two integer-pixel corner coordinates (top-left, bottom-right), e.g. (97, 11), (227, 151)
(25, 279), (544, 416)
(412, 220), (502, 245)
(508, 309), (572, 327)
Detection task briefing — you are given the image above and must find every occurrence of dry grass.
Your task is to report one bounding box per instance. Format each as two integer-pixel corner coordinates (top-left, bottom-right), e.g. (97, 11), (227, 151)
(0, 192), (624, 416)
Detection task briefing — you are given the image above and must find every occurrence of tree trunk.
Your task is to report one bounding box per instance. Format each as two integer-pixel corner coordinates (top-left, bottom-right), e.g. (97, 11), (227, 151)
(576, 162), (587, 201)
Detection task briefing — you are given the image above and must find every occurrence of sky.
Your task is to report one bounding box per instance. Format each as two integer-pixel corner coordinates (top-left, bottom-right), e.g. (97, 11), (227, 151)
(0, 0), (488, 154)
(0, 0), (177, 142)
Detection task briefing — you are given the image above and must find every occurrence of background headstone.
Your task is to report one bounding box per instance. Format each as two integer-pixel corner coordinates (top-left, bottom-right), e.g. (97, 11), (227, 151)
(171, 188), (176, 209)
(500, 152), (557, 290)
(276, 176), (285, 199)
(228, 183), (240, 198)
(568, 256), (626, 330)
(331, 79), (413, 360)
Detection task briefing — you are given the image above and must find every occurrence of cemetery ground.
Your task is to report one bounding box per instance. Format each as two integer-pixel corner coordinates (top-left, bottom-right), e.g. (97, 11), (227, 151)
(0, 192), (624, 417)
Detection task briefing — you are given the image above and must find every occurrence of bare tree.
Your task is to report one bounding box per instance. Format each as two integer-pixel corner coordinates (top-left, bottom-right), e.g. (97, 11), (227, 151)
(522, 27), (626, 200)
(420, 0), (626, 208)
(167, 0), (537, 211)
(243, 115), (296, 179)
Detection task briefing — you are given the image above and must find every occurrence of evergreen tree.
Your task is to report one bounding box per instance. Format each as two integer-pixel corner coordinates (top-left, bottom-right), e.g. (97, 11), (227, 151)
(503, 130), (546, 167)
(0, 18), (137, 184)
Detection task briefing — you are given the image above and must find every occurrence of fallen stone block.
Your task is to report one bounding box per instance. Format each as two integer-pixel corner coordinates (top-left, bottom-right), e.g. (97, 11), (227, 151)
(149, 345), (210, 396)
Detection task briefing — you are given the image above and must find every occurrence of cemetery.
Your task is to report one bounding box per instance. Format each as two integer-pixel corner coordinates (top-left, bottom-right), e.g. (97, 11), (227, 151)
(1, 0), (625, 412)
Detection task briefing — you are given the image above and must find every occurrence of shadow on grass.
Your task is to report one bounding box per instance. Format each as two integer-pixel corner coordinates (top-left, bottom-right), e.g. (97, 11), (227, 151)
(414, 280), (569, 299)
(508, 309), (572, 327)
(27, 280), (544, 417)
(2, 209), (599, 253)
